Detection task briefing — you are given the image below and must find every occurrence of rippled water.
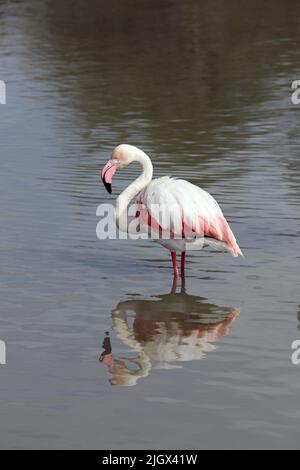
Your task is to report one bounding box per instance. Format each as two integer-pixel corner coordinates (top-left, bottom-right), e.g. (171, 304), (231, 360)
(0, 0), (300, 449)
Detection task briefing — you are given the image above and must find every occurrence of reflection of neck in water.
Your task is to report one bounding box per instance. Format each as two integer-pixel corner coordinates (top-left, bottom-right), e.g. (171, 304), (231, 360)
(99, 332), (114, 368)
(99, 331), (151, 387)
(101, 287), (240, 387)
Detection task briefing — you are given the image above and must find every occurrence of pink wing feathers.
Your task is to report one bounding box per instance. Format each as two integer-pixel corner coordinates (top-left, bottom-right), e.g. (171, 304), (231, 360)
(136, 177), (243, 257)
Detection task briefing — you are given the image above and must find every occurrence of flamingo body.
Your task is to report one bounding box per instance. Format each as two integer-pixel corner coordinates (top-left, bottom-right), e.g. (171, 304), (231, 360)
(101, 144), (243, 278)
(137, 176), (242, 257)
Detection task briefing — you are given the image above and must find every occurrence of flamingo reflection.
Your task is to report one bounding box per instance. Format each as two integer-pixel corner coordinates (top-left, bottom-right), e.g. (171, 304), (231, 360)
(100, 285), (240, 386)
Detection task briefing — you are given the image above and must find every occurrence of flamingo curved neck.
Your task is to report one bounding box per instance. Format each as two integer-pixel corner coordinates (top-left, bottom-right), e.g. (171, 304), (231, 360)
(116, 150), (153, 233)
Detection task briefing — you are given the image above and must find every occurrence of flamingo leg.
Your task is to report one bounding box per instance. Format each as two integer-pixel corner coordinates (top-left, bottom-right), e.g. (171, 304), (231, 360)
(171, 251), (179, 278)
(181, 251), (186, 278)
(181, 275), (186, 293)
(170, 275), (178, 294)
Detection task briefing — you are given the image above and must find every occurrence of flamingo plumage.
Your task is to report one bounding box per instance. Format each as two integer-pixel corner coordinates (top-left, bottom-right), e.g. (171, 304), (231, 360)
(101, 144), (243, 278)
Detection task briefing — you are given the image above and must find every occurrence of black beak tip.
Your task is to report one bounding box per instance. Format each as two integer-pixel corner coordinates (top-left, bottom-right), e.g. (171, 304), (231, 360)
(102, 178), (112, 194)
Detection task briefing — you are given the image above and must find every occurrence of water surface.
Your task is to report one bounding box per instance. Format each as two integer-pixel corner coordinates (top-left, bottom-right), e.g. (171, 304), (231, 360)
(0, 0), (300, 449)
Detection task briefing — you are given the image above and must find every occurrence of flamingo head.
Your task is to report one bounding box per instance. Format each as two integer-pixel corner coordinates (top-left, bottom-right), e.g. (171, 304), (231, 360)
(101, 144), (140, 194)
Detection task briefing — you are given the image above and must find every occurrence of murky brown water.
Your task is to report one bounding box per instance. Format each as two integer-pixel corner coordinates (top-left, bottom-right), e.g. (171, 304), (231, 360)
(0, 0), (300, 449)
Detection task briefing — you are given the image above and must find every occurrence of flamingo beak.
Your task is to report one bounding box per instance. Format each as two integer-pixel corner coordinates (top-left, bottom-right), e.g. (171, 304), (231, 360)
(101, 159), (117, 194)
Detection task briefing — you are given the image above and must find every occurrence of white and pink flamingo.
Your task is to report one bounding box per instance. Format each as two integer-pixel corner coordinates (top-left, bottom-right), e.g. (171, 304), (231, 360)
(101, 144), (243, 278)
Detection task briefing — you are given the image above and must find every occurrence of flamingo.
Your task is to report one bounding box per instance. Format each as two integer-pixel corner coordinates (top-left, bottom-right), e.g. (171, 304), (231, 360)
(100, 291), (240, 386)
(101, 144), (243, 278)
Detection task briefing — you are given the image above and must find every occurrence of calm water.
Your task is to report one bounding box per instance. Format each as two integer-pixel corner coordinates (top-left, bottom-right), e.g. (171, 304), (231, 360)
(0, 0), (300, 449)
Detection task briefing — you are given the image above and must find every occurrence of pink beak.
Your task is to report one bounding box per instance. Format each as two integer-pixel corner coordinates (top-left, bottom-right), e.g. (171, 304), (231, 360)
(101, 159), (117, 194)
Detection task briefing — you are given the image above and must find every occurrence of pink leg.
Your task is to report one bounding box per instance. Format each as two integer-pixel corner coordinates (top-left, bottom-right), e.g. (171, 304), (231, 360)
(181, 251), (186, 277)
(170, 275), (178, 294)
(181, 275), (186, 293)
(171, 251), (179, 278)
